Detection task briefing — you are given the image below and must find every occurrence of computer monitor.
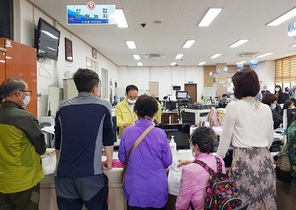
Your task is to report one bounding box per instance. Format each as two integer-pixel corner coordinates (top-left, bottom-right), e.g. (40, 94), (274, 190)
(165, 101), (177, 111)
(176, 91), (188, 99)
(287, 108), (296, 128)
(112, 116), (118, 142)
(155, 123), (190, 149)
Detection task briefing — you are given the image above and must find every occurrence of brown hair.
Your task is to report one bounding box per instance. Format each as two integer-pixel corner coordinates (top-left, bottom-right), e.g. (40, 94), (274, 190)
(232, 69), (260, 99)
(262, 93), (277, 106)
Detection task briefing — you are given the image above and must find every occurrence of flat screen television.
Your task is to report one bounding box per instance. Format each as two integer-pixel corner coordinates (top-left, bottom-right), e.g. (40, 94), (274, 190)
(155, 123), (191, 149)
(36, 17), (61, 61)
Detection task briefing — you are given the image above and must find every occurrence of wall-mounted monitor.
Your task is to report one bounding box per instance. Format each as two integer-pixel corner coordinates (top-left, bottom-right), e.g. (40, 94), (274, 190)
(36, 17), (61, 61)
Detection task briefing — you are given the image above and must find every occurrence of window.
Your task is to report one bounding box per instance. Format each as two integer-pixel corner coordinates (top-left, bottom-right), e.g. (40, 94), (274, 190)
(275, 55), (296, 83)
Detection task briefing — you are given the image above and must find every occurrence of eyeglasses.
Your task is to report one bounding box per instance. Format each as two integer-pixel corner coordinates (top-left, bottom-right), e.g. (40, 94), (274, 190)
(19, 90), (32, 95)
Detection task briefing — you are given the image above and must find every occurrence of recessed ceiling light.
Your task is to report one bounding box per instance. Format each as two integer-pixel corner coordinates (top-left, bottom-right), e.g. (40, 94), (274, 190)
(257, 52), (273, 58)
(198, 61), (206, 65)
(133, 55), (140, 60)
(229, 39), (248, 48)
(126, 41), (136, 49)
(198, 8), (223, 27)
(170, 62), (177, 66)
(175, 54), (183, 59)
(183, 40), (195, 48)
(267, 7), (296, 26)
(115, 9), (128, 28)
(210, 53), (222, 59)
(236, 61), (246, 65)
(137, 62), (143, 66)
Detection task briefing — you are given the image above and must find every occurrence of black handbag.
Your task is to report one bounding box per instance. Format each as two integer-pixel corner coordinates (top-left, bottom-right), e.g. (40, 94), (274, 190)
(275, 152), (292, 183)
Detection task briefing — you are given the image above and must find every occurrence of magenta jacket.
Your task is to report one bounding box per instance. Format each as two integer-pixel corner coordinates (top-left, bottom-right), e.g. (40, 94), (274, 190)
(118, 118), (172, 208)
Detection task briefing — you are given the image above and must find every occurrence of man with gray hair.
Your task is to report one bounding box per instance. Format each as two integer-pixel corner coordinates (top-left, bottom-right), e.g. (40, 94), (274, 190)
(0, 77), (46, 210)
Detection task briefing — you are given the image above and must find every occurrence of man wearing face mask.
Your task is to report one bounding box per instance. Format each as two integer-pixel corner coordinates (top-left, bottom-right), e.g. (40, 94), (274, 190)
(115, 84), (162, 138)
(0, 78), (46, 210)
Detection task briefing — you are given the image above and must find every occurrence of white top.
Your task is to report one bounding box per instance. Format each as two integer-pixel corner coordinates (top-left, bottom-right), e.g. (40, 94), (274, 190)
(216, 99), (274, 158)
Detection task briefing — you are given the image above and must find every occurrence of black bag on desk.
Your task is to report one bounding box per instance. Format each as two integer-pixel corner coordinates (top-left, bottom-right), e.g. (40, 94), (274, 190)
(276, 152), (292, 183)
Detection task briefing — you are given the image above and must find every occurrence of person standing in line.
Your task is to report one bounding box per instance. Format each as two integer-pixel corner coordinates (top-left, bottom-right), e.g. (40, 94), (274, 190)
(0, 78), (46, 210)
(54, 68), (114, 210)
(115, 85), (162, 138)
(118, 95), (172, 210)
(216, 69), (276, 210)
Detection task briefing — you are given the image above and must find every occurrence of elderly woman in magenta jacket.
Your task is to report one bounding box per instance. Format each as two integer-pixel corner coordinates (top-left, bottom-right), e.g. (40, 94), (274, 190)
(118, 95), (172, 210)
(176, 127), (225, 210)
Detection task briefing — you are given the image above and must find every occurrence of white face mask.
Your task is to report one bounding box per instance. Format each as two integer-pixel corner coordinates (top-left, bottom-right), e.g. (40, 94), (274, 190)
(270, 103), (276, 110)
(23, 95), (30, 108)
(275, 88), (280, 92)
(127, 99), (136, 104)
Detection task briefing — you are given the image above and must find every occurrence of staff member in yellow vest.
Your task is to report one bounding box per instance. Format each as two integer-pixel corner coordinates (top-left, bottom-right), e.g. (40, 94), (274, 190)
(115, 85), (162, 138)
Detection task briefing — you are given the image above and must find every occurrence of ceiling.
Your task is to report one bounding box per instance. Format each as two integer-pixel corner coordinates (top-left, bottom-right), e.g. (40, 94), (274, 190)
(28, 0), (296, 67)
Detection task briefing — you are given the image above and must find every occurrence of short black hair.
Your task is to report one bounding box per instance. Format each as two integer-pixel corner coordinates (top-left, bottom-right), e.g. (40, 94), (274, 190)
(134, 95), (158, 118)
(262, 93), (277, 106)
(0, 78), (25, 102)
(283, 100), (294, 109)
(73, 68), (100, 93)
(222, 94), (227, 97)
(191, 127), (217, 154)
(126, 85), (138, 94)
(232, 69), (260, 99)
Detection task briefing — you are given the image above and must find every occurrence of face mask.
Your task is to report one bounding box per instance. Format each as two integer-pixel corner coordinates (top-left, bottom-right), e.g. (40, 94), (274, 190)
(275, 88), (280, 92)
(127, 99), (136, 104)
(271, 103), (276, 110)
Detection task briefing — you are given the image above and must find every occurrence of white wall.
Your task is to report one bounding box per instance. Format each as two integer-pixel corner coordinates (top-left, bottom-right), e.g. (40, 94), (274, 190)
(15, 0), (118, 119)
(117, 66), (204, 100)
(253, 60), (275, 92)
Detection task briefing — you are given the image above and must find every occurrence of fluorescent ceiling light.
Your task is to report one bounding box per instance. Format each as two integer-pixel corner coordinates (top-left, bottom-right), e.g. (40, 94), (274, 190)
(210, 53), (222, 59)
(175, 54), (183, 59)
(236, 61), (246, 65)
(198, 61), (206, 65)
(290, 43), (296, 47)
(198, 8), (222, 27)
(267, 7), (296, 26)
(229, 39), (248, 48)
(257, 52), (273, 58)
(126, 41), (136, 49)
(137, 62), (143, 66)
(183, 40), (195, 48)
(115, 9), (128, 28)
(170, 62), (177, 66)
(133, 55), (140, 60)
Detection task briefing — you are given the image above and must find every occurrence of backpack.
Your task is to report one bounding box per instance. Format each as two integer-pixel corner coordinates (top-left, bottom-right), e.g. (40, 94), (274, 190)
(192, 157), (242, 210)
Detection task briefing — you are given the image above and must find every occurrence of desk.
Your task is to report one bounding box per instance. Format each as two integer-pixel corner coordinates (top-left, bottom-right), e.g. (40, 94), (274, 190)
(162, 111), (179, 124)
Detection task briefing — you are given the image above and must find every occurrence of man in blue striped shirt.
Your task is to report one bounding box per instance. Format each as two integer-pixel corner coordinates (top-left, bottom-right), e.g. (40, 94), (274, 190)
(54, 68), (114, 210)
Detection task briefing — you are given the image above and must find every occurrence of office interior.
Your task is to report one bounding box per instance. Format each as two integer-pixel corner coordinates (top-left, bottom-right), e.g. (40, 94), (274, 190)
(1, 0), (296, 210)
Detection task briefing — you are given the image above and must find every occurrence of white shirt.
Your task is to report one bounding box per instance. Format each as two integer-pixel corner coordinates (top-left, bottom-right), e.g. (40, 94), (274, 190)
(217, 99), (274, 158)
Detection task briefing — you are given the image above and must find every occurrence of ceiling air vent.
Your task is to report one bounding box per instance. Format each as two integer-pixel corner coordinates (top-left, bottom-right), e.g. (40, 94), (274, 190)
(239, 52), (258, 57)
(145, 53), (165, 59)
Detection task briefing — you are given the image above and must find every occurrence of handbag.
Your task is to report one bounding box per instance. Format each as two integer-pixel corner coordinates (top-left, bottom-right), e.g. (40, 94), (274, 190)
(275, 151), (292, 183)
(121, 125), (154, 183)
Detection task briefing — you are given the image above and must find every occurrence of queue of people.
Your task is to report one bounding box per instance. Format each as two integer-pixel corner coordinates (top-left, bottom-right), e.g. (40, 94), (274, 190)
(2, 67), (296, 210)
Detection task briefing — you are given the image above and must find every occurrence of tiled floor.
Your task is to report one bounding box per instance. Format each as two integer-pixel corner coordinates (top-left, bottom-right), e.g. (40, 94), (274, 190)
(276, 180), (296, 210)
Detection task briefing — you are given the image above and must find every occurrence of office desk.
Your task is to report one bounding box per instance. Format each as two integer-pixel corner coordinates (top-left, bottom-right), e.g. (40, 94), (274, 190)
(162, 111), (179, 124)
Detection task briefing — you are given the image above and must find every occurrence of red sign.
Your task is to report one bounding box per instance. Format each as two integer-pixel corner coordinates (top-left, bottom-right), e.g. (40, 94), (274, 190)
(87, 1), (96, 10)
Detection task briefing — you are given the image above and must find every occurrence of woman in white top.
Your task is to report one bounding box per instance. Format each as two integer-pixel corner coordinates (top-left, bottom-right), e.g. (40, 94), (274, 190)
(216, 69), (276, 210)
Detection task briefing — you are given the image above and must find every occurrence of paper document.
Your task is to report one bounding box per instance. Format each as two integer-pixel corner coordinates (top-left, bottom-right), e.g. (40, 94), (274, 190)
(168, 161), (184, 196)
(41, 125), (55, 134)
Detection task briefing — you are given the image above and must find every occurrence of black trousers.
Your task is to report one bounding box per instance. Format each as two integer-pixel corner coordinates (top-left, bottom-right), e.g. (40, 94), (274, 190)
(0, 183), (40, 210)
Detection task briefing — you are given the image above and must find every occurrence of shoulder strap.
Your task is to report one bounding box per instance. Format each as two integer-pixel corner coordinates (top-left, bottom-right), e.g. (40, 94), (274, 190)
(193, 156), (222, 175)
(121, 125), (154, 182)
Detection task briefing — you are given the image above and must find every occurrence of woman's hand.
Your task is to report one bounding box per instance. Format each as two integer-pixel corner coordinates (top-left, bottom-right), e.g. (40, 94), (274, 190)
(177, 159), (192, 167)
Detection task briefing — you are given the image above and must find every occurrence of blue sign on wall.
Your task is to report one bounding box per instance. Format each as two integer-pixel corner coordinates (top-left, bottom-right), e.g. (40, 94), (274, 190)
(67, 4), (116, 25)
